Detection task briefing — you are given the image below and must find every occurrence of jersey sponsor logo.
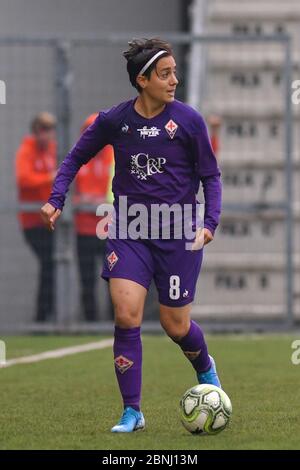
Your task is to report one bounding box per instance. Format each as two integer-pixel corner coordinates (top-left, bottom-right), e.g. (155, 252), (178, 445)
(164, 119), (178, 139)
(137, 126), (161, 139)
(107, 251), (119, 271)
(114, 355), (134, 374)
(130, 153), (166, 180)
(183, 350), (201, 361)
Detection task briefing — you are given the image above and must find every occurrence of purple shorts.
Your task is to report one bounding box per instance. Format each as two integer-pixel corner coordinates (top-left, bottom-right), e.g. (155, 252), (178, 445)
(101, 238), (203, 307)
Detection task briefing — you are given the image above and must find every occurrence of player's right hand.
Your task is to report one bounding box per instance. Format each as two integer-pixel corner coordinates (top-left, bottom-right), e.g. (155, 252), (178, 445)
(40, 202), (62, 231)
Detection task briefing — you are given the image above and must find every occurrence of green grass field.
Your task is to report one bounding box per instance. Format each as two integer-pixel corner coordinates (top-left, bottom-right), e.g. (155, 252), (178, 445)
(1, 334), (300, 450)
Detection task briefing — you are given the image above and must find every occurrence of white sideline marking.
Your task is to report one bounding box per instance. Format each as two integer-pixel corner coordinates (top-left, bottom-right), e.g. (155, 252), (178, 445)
(0, 339), (113, 368)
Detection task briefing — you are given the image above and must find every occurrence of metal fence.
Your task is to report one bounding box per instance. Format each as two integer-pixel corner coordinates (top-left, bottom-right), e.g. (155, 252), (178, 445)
(0, 33), (296, 333)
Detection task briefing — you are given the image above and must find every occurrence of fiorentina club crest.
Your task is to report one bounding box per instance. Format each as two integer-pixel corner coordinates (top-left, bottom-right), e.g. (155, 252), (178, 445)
(107, 251), (119, 271)
(114, 355), (134, 374)
(164, 119), (178, 139)
(183, 350), (201, 361)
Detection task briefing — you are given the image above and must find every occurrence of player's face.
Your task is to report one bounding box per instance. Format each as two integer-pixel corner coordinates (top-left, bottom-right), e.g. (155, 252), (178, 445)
(143, 55), (178, 104)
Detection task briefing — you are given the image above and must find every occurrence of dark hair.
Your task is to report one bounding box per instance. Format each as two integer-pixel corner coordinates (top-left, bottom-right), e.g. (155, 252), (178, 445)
(123, 38), (173, 92)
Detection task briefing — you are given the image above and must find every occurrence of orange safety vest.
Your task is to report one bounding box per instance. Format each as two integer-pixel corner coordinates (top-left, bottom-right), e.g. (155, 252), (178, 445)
(210, 134), (219, 157)
(15, 135), (57, 228)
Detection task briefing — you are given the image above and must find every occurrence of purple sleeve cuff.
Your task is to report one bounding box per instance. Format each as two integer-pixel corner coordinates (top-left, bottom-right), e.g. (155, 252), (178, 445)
(201, 174), (222, 235)
(204, 224), (216, 236)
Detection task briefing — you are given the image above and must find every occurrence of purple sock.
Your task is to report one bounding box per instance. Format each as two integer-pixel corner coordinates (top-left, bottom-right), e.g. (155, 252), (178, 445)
(172, 320), (211, 373)
(113, 325), (142, 412)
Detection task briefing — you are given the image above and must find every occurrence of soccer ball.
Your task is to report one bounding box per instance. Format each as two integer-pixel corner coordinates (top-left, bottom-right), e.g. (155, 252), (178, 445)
(180, 384), (232, 435)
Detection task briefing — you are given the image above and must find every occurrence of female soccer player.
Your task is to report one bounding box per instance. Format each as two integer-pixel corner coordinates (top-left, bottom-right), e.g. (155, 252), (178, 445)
(41, 38), (222, 433)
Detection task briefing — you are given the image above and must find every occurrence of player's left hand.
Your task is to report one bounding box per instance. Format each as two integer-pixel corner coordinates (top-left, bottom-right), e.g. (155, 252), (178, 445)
(191, 228), (214, 250)
(203, 228), (214, 245)
(40, 202), (62, 231)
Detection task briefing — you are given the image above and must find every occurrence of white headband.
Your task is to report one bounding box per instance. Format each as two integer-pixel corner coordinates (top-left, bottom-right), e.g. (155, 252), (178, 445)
(138, 50), (168, 76)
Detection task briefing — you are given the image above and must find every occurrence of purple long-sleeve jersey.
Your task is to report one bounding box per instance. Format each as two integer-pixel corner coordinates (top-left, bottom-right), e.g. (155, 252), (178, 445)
(48, 98), (222, 235)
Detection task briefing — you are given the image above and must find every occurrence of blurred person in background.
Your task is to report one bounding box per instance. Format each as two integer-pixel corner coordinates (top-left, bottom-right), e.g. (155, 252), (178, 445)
(74, 114), (114, 322)
(208, 114), (221, 158)
(15, 112), (57, 322)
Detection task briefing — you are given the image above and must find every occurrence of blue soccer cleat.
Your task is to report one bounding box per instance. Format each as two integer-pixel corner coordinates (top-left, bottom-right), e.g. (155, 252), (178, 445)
(197, 355), (222, 388)
(111, 406), (145, 433)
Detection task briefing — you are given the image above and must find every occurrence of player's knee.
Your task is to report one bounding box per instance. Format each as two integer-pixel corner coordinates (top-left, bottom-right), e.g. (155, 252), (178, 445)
(114, 303), (141, 328)
(160, 317), (190, 341)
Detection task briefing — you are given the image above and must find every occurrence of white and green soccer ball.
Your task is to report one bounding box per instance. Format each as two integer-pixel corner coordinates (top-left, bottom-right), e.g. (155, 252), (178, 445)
(180, 384), (232, 435)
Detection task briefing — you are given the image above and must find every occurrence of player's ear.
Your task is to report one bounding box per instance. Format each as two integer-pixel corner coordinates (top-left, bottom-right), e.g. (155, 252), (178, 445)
(136, 74), (147, 90)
